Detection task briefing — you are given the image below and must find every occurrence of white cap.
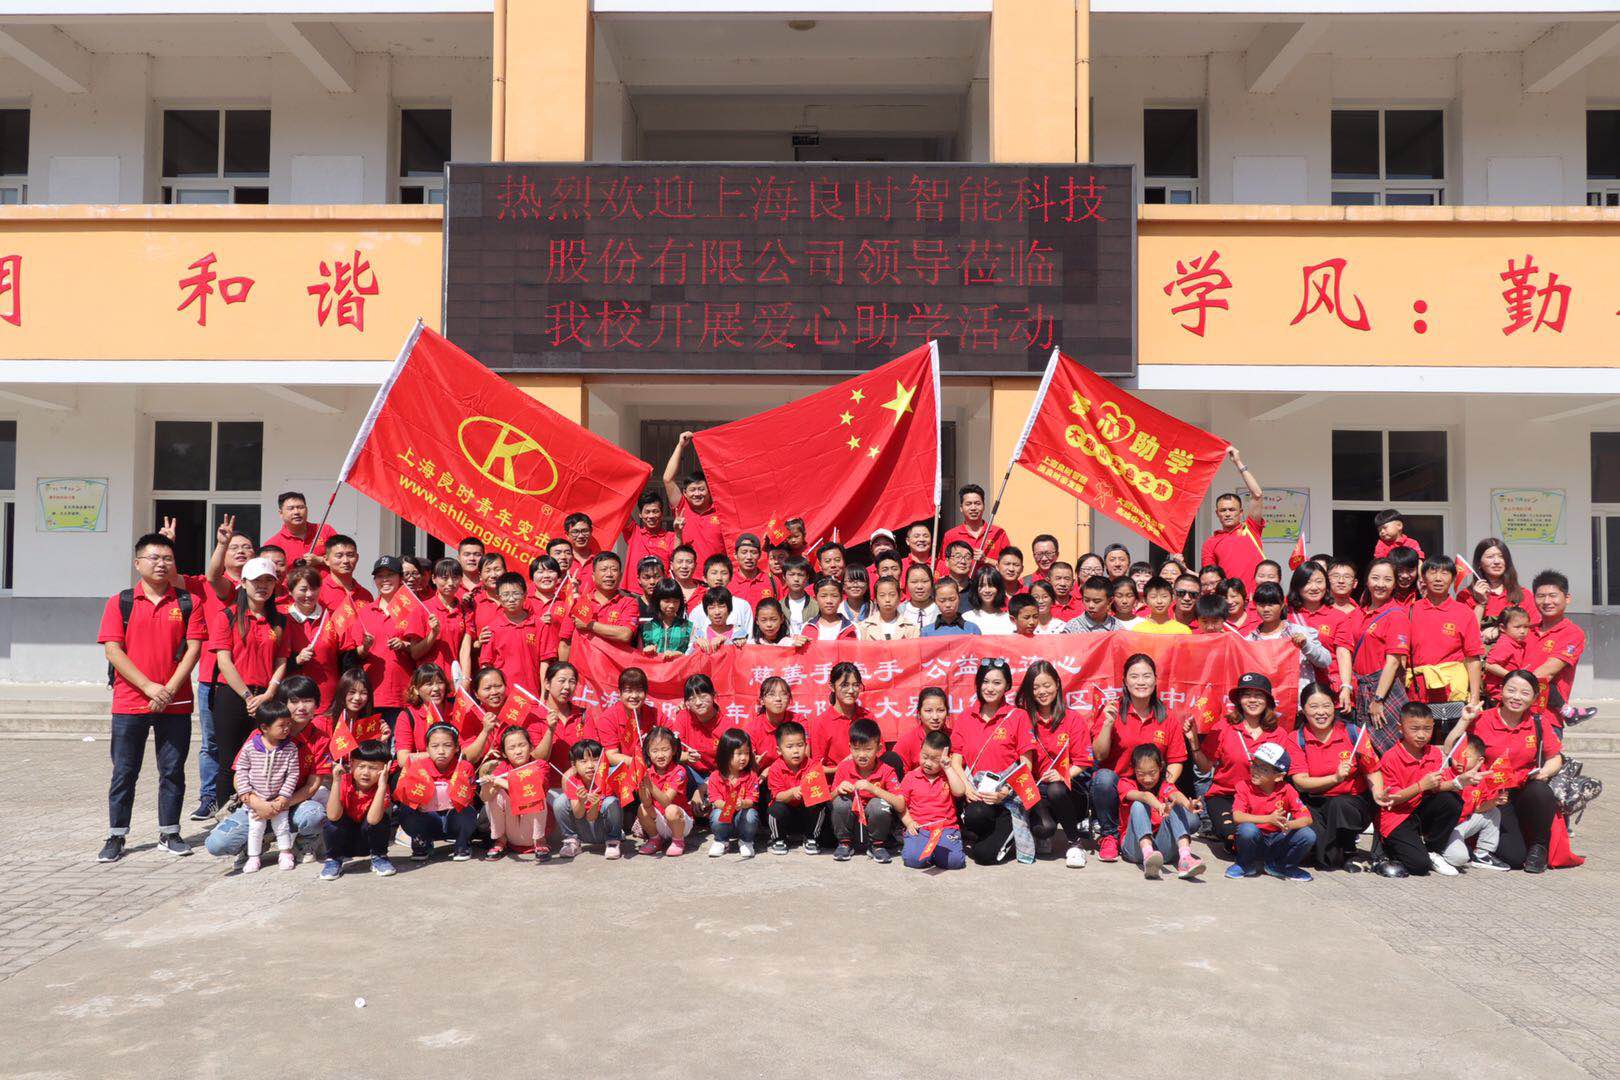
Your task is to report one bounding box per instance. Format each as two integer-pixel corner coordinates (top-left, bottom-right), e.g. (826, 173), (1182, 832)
(241, 557), (280, 582)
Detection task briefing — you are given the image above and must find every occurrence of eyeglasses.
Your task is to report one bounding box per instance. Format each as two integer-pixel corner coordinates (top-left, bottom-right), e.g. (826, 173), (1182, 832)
(1174, 589), (1199, 598)
(137, 555), (176, 565)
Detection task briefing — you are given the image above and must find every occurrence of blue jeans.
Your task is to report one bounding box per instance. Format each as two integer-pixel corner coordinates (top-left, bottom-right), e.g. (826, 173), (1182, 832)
(396, 806), (479, 851)
(709, 806), (759, 844)
(203, 799), (326, 856)
(108, 713), (191, 836)
(902, 827), (966, 870)
(1122, 802), (1195, 864)
(549, 790), (624, 844)
(1234, 822), (1316, 872)
(1089, 768), (1121, 838)
(196, 682), (218, 804)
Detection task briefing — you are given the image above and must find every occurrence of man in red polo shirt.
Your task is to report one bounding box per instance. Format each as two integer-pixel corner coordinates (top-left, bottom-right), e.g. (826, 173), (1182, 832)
(567, 551), (639, 653)
(355, 556), (433, 724)
(318, 534), (373, 611)
(727, 533), (775, 609)
(623, 492), (677, 576)
(663, 431), (725, 566)
(937, 484), (1009, 573)
(264, 491), (336, 565)
(454, 537), (484, 599)
(97, 531), (208, 863)
(1407, 556), (1484, 707)
(1199, 446), (1266, 590)
(1525, 569), (1595, 727)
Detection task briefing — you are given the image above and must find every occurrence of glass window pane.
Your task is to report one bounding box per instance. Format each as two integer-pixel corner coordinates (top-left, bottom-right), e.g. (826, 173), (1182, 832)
(1142, 185), (1166, 204)
(153, 421), (212, 491)
(0, 419), (15, 490)
(1331, 509), (1379, 576)
(400, 108), (452, 177)
(223, 110), (271, 178)
(400, 185), (425, 205)
(1167, 188), (1194, 204)
(1588, 110), (1620, 180)
(155, 498), (207, 574)
(1385, 191), (1438, 206)
(1384, 109), (1444, 180)
(1388, 429), (1448, 501)
(215, 421), (263, 492)
(0, 109), (28, 177)
(1607, 517), (1620, 606)
(1593, 516), (1603, 607)
(1332, 430), (1383, 501)
(426, 187), (446, 205)
(215, 503), (261, 547)
(174, 188), (231, 204)
(1592, 432), (1620, 502)
(1331, 110), (1380, 180)
(233, 186), (269, 204)
(1143, 108), (1198, 179)
(2, 501), (12, 590)
(162, 110), (220, 178)
(1403, 514), (1445, 561)
(1331, 190), (1379, 206)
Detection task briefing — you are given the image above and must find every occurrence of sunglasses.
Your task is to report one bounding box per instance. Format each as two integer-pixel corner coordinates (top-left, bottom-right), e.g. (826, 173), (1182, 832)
(1174, 589), (1199, 598)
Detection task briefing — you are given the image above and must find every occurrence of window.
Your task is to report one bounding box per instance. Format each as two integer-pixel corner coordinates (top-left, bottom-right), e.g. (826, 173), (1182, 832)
(1591, 432), (1620, 606)
(1331, 108), (1445, 206)
(0, 420), (14, 591)
(1587, 110), (1620, 206)
(151, 420), (263, 573)
(1143, 108), (1200, 204)
(0, 110), (27, 204)
(160, 109), (270, 204)
(398, 517), (447, 563)
(398, 108), (451, 205)
(1331, 428), (1449, 571)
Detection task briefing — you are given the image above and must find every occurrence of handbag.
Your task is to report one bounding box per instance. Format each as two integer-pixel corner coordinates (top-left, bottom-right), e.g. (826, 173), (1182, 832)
(1534, 713), (1604, 824)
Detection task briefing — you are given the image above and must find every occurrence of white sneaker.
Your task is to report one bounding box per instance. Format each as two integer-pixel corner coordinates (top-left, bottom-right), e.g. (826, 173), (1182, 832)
(707, 839), (726, 858)
(242, 856), (262, 874)
(1428, 852), (1460, 877)
(1143, 851), (1165, 880)
(1065, 845), (1087, 869)
(604, 841), (622, 860)
(739, 841), (756, 859)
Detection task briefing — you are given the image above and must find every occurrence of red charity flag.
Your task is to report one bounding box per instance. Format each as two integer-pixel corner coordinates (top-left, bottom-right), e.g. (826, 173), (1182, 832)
(394, 761), (436, 810)
(506, 761), (549, 816)
(1013, 350), (1229, 554)
(341, 324), (651, 562)
(1004, 761), (1042, 810)
(800, 769), (833, 808)
(693, 343), (941, 549)
(353, 712), (388, 744)
(328, 595), (357, 635)
(569, 594), (594, 625)
(918, 826), (945, 861)
(616, 759), (646, 804)
(1287, 534), (1307, 571)
(328, 718), (359, 759)
(451, 694), (485, 743)
(496, 692), (529, 734)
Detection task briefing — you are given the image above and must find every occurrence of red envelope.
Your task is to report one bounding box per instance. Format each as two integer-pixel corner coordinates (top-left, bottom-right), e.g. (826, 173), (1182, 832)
(800, 769), (832, 808)
(507, 761), (548, 816)
(1004, 761), (1042, 810)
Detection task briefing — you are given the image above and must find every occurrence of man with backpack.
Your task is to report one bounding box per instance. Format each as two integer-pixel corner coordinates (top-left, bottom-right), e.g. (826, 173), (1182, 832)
(96, 532), (207, 863)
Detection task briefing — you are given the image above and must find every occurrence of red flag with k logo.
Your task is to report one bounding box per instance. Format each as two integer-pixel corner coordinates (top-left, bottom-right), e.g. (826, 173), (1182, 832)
(692, 343), (941, 548)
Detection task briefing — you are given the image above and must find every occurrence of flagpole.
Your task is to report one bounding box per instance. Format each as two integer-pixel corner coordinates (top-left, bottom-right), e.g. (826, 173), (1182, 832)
(927, 340), (944, 569)
(982, 347), (1062, 544)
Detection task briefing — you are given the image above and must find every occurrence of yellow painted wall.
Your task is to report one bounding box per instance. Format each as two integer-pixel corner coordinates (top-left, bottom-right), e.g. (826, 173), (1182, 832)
(501, 0), (592, 161)
(509, 373), (587, 424)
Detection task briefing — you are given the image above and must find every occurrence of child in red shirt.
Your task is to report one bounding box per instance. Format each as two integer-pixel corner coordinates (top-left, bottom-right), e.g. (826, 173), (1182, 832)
(320, 740), (394, 878)
(393, 664), (453, 768)
(558, 739), (624, 859)
(1369, 703), (1466, 878)
(744, 676), (794, 771)
(1118, 744), (1205, 880)
(1229, 742), (1315, 881)
(1482, 606), (1530, 704)
(829, 719), (904, 863)
(897, 730), (967, 870)
(706, 729), (761, 858)
(636, 727), (694, 857)
(764, 721), (828, 854)
(482, 726), (550, 861)
(893, 687), (951, 773)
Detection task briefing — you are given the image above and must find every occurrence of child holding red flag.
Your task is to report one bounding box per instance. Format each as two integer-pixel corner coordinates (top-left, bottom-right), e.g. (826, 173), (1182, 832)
(555, 739), (624, 859)
(706, 729), (761, 859)
(394, 722), (479, 862)
(744, 677), (795, 771)
(635, 726), (694, 857)
(482, 726), (551, 862)
(1186, 673), (1294, 854)
(1288, 682), (1378, 871)
(898, 730), (967, 871)
(765, 721), (829, 855)
(1482, 606), (1530, 704)
(829, 719), (904, 863)
(1118, 744), (1206, 880)
(393, 664), (453, 768)
(1439, 733), (1509, 872)
(319, 740), (395, 880)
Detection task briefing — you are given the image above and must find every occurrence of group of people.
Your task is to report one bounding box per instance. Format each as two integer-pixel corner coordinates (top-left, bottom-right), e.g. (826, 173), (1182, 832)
(97, 439), (1594, 882)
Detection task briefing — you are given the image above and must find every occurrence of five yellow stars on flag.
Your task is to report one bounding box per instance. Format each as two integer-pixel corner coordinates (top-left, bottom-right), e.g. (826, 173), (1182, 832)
(843, 379), (919, 459)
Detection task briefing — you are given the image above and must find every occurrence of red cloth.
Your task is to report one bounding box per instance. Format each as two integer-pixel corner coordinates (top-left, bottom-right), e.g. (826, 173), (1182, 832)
(896, 767), (957, 829)
(1202, 520), (1268, 592)
(1233, 778), (1308, 832)
(1198, 721), (1291, 797)
(97, 587), (208, 715)
(693, 344), (939, 550)
(950, 702), (1035, 776)
(205, 607), (289, 688)
(356, 598), (430, 708)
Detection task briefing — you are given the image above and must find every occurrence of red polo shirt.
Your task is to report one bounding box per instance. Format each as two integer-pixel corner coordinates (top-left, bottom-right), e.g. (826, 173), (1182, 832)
(482, 611), (546, 696)
(1095, 703), (1188, 776)
(1373, 535), (1425, 560)
(1199, 721), (1291, 797)
(831, 758), (900, 814)
(1341, 601), (1411, 679)
(356, 598), (429, 708)
(1472, 706), (1560, 777)
(1291, 723), (1370, 797)
(587, 701), (659, 759)
(728, 568), (776, 609)
(98, 586), (208, 715)
(264, 523), (336, 564)
(810, 707), (867, 771)
(419, 594), (466, 679)
(546, 703), (591, 775)
(937, 522), (1009, 572)
(318, 575), (373, 612)
(1051, 595), (1085, 622)
(1031, 714), (1092, 776)
(1525, 617), (1585, 707)
(676, 497), (725, 566)
(896, 766), (957, 828)
(893, 722), (950, 772)
(1374, 741), (1444, 833)
(1461, 585), (1538, 625)
(206, 606), (289, 688)
(624, 523), (677, 576)
(764, 755), (822, 800)
(337, 772), (386, 821)
(1291, 606), (1346, 691)
(950, 702), (1035, 776)
(1409, 595), (1484, 668)
(575, 589), (640, 643)
(1483, 635), (1525, 698)
(670, 707), (725, 772)
(283, 608), (359, 710)
(1233, 778), (1308, 833)
(293, 714), (334, 780)
(1201, 517), (1267, 590)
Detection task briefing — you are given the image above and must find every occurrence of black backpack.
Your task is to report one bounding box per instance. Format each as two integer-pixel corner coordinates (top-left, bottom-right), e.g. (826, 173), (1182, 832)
(106, 588), (194, 687)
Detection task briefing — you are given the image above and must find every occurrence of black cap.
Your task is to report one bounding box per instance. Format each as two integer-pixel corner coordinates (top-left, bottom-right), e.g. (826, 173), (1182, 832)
(1227, 671), (1275, 707)
(371, 555), (404, 577)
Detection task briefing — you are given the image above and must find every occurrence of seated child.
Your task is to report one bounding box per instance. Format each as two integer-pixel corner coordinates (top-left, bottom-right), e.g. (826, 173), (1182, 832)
(764, 720), (828, 855)
(830, 718), (904, 863)
(553, 739), (625, 859)
(636, 726), (694, 857)
(482, 726), (550, 862)
(1118, 744), (1206, 880)
(234, 699), (301, 874)
(706, 728), (760, 859)
(319, 739), (394, 879)
(1229, 742), (1316, 882)
(394, 722), (479, 862)
(1441, 734), (1509, 872)
(897, 730), (968, 871)
(891, 686), (951, 773)
(1369, 703), (1466, 878)
(205, 675), (328, 863)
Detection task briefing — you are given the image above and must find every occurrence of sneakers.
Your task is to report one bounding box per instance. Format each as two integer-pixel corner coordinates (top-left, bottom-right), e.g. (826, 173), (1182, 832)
(410, 839), (431, 862)
(1223, 864), (1249, 880)
(636, 838), (662, 857)
(666, 838), (685, 858)
(97, 836), (125, 863)
(1143, 851), (1165, 880)
(1524, 843), (1549, 874)
(769, 839), (788, 855)
(1064, 845), (1087, 869)
(450, 848), (473, 862)
(869, 845), (893, 865)
(708, 839), (727, 858)
(243, 856), (262, 874)
(278, 850), (296, 871)
(604, 841), (622, 860)
(1097, 835), (1120, 863)
(158, 834), (192, 857)
(1469, 851), (1512, 872)
(739, 841), (757, 859)
(833, 842), (854, 862)
(370, 856), (397, 877)
(558, 837), (581, 858)
(803, 838), (821, 856)
(320, 859), (343, 881)
(1428, 852), (1460, 877)
(188, 800), (218, 822)
(1561, 704), (1598, 727)
(1375, 859), (1410, 878)
(1265, 865), (1313, 882)
(1176, 853), (1206, 880)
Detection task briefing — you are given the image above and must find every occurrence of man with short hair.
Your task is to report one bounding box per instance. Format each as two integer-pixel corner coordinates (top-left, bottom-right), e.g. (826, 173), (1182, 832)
(1024, 534), (1060, 587)
(570, 552), (640, 647)
(663, 431), (725, 565)
(264, 491), (336, 565)
(1199, 446), (1266, 591)
(455, 537), (485, 598)
(318, 535), (373, 611)
(937, 484), (1009, 572)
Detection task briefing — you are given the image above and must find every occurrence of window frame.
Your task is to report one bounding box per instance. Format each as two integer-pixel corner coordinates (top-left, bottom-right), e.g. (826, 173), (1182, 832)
(158, 107), (271, 205)
(0, 105), (26, 206)
(396, 105), (450, 205)
(148, 418), (265, 564)
(1142, 105), (1201, 206)
(1330, 106), (1448, 206)
(1591, 429), (1620, 610)
(396, 515), (447, 563)
(0, 417), (14, 594)
(1330, 426), (1453, 559)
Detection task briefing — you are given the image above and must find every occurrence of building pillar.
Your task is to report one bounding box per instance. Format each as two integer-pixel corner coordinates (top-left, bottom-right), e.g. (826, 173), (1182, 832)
(987, 0), (1093, 559)
(494, 0), (592, 161)
(508, 374), (588, 426)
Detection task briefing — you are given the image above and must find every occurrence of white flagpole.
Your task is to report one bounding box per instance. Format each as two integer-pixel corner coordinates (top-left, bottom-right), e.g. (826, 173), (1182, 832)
(982, 346), (1062, 541)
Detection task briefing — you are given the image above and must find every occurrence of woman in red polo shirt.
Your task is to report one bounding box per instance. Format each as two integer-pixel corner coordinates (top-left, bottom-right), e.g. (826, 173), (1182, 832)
(1089, 653), (1187, 863)
(209, 557), (290, 805)
(1442, 669), (1566, 872)
(1464, 537), (1538, 642)
(951, 658), (1036, 865)
(1287, 563), (1349, 695)
(1288, 682), (1378, 870)
(1185, 672), (1292, 854)
(1336, 559), (1411, 749)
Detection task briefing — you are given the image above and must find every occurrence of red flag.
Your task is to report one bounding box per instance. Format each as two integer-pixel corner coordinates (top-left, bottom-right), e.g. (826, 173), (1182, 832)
(800, 768), (833, 808)
(1287, 534), (1307, 571)
(693, 343), (940, 549)
(569, 593), (594, 625)
(918, 826), (945, 861)
(353, 712), (388, 743)
(1454, 553), (1476, 582)
(340, 324), (651, 562)
(327, 594), (357, 636)
(1004, 761), (1042, 810)
(452, 689), (486, 743)
(1012, 350), (1228, 553)
(329, 718), (359, 759)
(615, 758), (646, 805)
(506, 761), (548, 816)
(394, 761), (436, 810)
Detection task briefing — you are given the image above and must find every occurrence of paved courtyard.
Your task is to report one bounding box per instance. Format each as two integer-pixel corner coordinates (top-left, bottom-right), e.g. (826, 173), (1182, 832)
(3, 733), (1618, 1080)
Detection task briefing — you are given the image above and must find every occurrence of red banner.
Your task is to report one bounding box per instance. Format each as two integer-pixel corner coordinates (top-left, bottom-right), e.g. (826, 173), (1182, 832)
(1013, 350), (1229, 553)
(342, 324), (652, 565)
(693, 343), (940, 548)
(568, 633), (1299, 743)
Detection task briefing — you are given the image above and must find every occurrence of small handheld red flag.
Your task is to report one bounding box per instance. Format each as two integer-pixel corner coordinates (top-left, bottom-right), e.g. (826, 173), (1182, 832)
(353, 712), (388, 743)
(718, 779), (745, 824)
(918, 826), (945, 861)
(394, 761), (436, 810)
(615, 758), (646, 804)
(328, 718), (359, 760)
(447, 761), (477, 809)
(569, 594), (594, 625)
(1287, 534), (1307, 571)
(1004, 761), (1042, 810)
(506, 761), (548, 816)
(495, 692), (529, 735)
(451, 689), (486, 743)
(800, 768), (833, 807)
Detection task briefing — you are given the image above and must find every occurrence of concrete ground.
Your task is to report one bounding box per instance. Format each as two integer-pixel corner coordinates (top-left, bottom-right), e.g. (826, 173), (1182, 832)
(3, 734), (1618, 1080)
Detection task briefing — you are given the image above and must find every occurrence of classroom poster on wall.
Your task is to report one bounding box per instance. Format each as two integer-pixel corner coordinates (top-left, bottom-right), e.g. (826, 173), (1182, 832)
(1259, 487), (1309, 543)
(1491, 488), (1565, 545)
(36, 478), (108, 532)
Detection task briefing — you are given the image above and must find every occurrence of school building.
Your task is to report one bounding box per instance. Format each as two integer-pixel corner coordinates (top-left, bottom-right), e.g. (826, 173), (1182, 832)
(0, 1), (1616, 694)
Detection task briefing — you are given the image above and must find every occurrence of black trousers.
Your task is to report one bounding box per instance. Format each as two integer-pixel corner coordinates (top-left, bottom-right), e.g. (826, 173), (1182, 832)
(830, 795), (896, 846)
(210, 682), (265, 805)
(1380, 791), (1463, 875)
(960, 800), (1015, 865)
(323, 816), (390, 859)
(767, 800), (827, 844)
(1029, 779), (1086, 845)
(1204, 793), (1237, 847)
(1494, 780), (1559, 869)
(1303, 791), (1374, 868)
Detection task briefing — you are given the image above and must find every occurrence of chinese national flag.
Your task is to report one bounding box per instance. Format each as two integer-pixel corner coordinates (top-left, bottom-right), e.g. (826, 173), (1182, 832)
(394, 761), (436, 810)
(1004, 761), (1042, 810)
(507, 761), (548, 816)
(329, 718), (359, 760)
(800, 769), (833, 808)
(340, 323), (652, 562)
(1013, 350), (1228, 553)
(693, 343), (941, 548)
(1288, 534), (1307, 571)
